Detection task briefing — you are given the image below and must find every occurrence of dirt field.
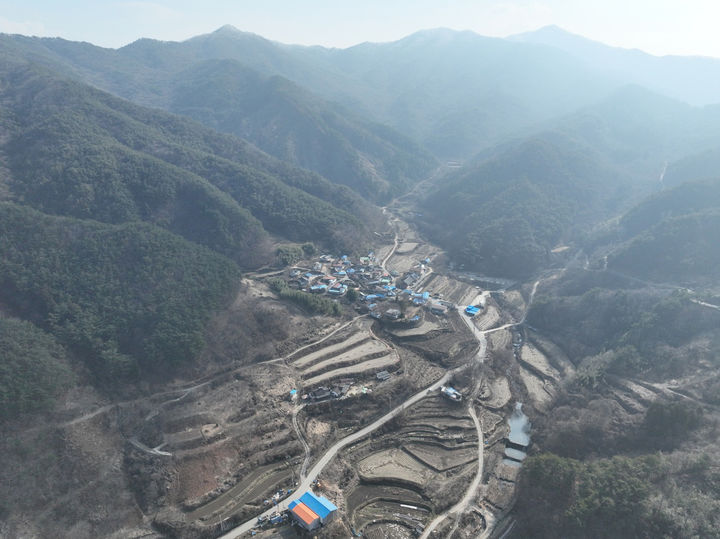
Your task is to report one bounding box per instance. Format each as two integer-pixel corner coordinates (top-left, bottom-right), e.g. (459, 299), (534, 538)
(520, 343), (559, 379)
(358, 448), (437, 488)
(396, 242), (419, 254)
(303, 353), (399, 387)
(488, 329), (511, 351)
(389, 320), (442, 338)
(404, 444), (477, 472)
(422, 274), (475, 305)
(291, 330), (369, 368)
(301, 340), (389, 375)
(517, 366), (553, 410)
(386, 243), (434, 275)
(474, 305), (501, 331)
(530, 334), (576, 376)
(480, 376), (512, 410)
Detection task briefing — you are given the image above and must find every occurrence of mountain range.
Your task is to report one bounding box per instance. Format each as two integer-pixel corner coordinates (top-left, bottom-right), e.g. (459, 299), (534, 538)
(1, 22), (720, 402)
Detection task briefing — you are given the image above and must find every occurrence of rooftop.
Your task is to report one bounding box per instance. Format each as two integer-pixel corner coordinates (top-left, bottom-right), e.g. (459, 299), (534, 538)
(289, 501), (319, 525)
(299, 491), (337, 519)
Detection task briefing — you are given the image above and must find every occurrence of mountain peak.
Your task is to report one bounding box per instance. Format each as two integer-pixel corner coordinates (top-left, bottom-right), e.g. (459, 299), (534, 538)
(509, 25), (591, 45)
(213, 24), (242, 35)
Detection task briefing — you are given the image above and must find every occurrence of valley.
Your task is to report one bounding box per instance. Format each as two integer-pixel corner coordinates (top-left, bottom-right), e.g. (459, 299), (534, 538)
(162, 206), (561, 538)
(1, 18), (720, 539)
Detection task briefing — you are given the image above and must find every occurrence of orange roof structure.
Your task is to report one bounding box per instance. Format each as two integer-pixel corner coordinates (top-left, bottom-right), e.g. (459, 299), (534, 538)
(291, 502), (319, 525)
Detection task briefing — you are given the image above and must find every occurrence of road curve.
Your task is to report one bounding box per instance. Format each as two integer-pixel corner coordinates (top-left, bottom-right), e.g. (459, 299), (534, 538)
(219, 369), (457, 538)
(419, 403), (485, 538)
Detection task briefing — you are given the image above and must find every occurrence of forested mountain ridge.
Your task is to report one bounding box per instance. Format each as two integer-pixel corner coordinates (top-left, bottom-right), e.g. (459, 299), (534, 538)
(0, 60), (378, 262)
(0, 202), (241, 388)
(0, 57), (383, 411)
(0, 30), (436, 201)
(601, 178), (720, 284)
(419, 133), (629, 278)
(0, 26), (626, 160)
(418, 85), (720, 279)
(169, 59), (436, 201)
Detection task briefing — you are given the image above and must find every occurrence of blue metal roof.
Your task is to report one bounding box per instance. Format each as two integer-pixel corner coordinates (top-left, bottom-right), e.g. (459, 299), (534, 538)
(299, 492), (337, 519)
(288, 499), (299, 510)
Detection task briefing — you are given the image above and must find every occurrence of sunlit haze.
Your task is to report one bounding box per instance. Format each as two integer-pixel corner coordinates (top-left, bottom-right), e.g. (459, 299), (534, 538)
(2, 0), (720, 57)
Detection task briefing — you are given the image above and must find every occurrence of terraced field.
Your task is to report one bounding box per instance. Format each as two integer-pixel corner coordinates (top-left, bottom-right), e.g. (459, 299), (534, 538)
(519, 343), (559, 379)
(474, 305), (501, 331)
(290, 319), (399, 388)
(479, 376), (512, 410)
(421, 274), (472, 304)
(388, 320), (443, 338)
(304, 354), (399, 387)
(396, 242), (419, 254)
(343, 395), (479, 536)
(186, 462), (294, 525)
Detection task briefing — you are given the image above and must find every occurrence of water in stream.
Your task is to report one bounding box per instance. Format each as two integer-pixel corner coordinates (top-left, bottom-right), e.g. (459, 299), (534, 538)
(504, 402), (531, 465)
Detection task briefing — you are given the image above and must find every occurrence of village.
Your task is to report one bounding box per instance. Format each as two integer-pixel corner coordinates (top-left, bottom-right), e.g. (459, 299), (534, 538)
(284, 248), (483, 325)
(136, 219), (562, 539)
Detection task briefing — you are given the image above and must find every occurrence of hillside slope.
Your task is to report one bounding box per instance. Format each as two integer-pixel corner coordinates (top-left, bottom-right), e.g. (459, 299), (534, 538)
(0, 61), (377, 261)
(0, 31), (436, 200)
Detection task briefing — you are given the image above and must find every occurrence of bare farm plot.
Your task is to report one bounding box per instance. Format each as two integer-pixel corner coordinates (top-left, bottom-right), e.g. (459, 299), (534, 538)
(303, 353), (398, 387)
(474, 305), (500, 331)
(395, 242), (419, 254)
(403, 444), (477, 472)
(488, 328), (511, 351)
(389, 320), (442, 338)
(358, 448), (436, 489)
(422, 275), (472, 304)
(518, 366), (552, 410)
(302, 340), (389, 376)
(481, 376), (512, 410)
(520, 343), (559, 380)
(185, 461), (293, 524)
(291, 330), (369, 368)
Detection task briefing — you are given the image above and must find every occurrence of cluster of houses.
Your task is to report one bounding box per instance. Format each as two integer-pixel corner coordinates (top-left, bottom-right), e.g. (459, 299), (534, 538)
(289, 252), (391, 297)
(283, 251), (457, 324)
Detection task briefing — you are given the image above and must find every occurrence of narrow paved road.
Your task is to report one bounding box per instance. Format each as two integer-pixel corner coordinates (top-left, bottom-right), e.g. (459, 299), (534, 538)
(692, 299), (720, 311)
(419, 403), (485, 538)
(219, 368), (459, 538)
(291, 404), (311, 479)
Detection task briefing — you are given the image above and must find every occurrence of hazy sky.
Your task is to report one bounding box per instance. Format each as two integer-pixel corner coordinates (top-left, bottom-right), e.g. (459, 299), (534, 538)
(2, 0), (719, 57)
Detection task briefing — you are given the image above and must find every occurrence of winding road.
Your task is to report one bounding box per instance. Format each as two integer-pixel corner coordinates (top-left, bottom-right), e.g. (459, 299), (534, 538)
(219, 368), (459, 538)
(419, 403), (485, 538)
(292, 404), (311, 479)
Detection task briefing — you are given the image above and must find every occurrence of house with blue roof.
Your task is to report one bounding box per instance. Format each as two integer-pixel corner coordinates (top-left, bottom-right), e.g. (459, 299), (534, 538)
(300, 491), (337, 524)
(288, 491), (338, 530)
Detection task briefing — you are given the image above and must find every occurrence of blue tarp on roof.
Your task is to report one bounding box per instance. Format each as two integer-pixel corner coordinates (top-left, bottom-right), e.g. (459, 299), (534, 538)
(423, 291), (430, 299)
(299, 492), (337, 519)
